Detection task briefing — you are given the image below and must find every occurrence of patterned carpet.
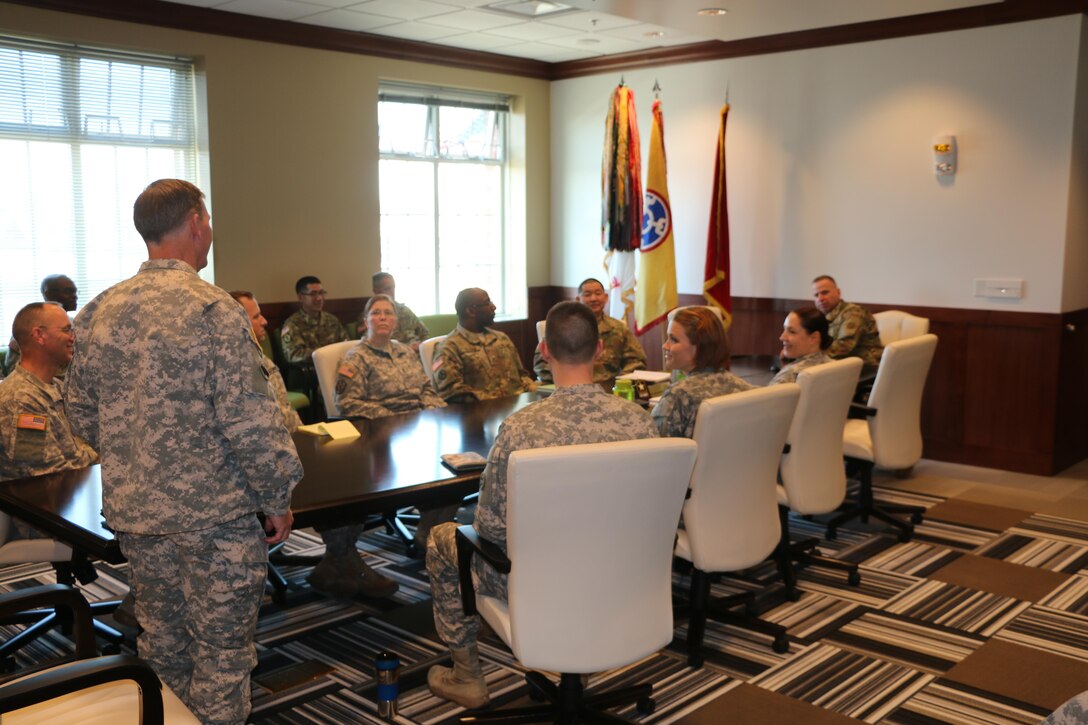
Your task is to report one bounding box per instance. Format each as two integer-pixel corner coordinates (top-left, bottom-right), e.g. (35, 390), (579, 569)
(2, 479), (1086, 724)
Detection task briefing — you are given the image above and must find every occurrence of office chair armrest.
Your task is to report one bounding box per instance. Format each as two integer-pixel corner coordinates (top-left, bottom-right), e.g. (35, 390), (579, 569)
(0, 655), (165, 725)
(0, 584), (95, 659)
(455, 525), (511, 616)
(848, 403), (877, 419)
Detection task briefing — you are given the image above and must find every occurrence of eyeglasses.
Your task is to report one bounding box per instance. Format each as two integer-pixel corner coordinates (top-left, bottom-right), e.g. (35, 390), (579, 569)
(301, 290), (328, 298)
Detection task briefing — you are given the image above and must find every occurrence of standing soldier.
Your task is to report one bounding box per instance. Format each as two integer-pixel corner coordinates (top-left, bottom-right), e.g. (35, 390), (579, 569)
(66, 179), (303, 725)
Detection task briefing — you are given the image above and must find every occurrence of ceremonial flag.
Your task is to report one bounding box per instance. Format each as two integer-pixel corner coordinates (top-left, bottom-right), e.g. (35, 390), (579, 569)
(635, 98), (678, 335)
(601, 84), (642, 322)
(704, 103), (733, 329)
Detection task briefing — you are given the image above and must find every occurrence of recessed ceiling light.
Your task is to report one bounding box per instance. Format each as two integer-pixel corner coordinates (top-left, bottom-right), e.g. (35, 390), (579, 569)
(485, 0), (575, 18)
(577, 37), (601, 45)
(697, 7), (728, 16)
(645, 31), (666, 38)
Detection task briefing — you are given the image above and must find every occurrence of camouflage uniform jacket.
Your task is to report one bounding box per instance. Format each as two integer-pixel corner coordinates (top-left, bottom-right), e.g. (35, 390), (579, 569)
(825, 300), (883, 371)
(264, 356), (302, 433)
(433, 325), (534, 403)
(334, 338), (445, 419)
(356, 301), (429, 345)
(65, 259), (303, 535)
(474, 383), (658, 553)
(770, 351), (832, 385)
(653, 368), (754, 438)
(0, 366), (96, 481)
(533, 314), (647, 386)
(279, 309), (349, 363)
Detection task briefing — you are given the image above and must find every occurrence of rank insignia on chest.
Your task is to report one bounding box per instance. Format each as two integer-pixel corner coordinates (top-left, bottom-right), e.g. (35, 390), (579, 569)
(17, 414), (47, 431)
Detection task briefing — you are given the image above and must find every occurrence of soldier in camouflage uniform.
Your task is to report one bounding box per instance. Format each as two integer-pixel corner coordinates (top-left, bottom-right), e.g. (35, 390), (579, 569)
(66, 180), (303, 725)
(233, 291), (398, 599)
(336, 295), (444, 419)
(279, 275), (350, 363)
(355, 273), (429, 350)
(770, 307), (833, 385)
(533, 278), (646, 387)
(3, 275), (80, 376)
(433, 288), (535, 403)
(812, 275), (883, 374)
(1046, 691), (1088, 725)
(655, 306), (754, 438)
(426, 301), (658, 709)
(0, 302), (96, 482)
(231, 291), (302, 432)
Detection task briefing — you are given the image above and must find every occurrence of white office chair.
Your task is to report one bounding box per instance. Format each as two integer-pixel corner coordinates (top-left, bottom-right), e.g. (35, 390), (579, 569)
(873, 310), (930, 346)
(775, 358), (863, 600)
(0, 584), (199, 724)
(419, 335), (446, 386)
(311, 340), (358, 417)
(675, 384), (800, 665)
(535, 320), (545, 344)
(456, 438), (697, 722)
(825, 334), (938, 542)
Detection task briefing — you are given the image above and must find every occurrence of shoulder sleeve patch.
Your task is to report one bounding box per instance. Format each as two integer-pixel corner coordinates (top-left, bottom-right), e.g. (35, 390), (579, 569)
(338, 364), (355, 379)
(16, 414), (47, 431)
(432, 357), (444, 373)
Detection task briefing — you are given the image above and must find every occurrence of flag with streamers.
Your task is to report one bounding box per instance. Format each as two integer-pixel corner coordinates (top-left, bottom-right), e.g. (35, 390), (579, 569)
(704, 103), (733, 328)
(635, 98), (678, 334)
(601, 84), (642, 322)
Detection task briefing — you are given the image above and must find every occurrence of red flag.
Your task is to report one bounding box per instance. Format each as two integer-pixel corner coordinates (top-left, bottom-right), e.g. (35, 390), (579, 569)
(704, 103), (733, 329)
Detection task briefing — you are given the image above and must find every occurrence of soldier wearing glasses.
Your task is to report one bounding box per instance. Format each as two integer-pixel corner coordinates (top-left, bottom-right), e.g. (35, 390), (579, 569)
(279, 275), (349, 363)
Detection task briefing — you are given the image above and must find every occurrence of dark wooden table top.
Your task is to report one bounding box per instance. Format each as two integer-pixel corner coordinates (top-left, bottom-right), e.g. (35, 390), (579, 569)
(0, 393), (539, 563)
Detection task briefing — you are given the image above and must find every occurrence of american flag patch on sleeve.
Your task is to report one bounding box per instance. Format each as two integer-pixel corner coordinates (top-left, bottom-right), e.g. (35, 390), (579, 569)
(16, 414), (47, 431)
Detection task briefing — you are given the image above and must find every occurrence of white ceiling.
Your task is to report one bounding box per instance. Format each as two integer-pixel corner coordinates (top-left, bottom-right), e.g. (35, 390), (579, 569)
(161, 0), (1002, 63)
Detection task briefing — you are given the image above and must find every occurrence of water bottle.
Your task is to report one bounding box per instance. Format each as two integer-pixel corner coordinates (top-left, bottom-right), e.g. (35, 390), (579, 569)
(375, 651), (400, 720)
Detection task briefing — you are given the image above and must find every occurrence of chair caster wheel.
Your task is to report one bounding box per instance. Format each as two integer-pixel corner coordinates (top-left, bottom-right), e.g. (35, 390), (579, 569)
(911, 513), (924, 524)
(528, 687), (547, 702)
(786, 587), (802, 602)
(405, 543), (418, 558)
(687, 653), (704, 669)
(102, 643), (121, 656)
(0, 657), (15, 674)
(744, 601), (758, 616)
(897, 529), (913, 543)
(772, 636), (789, 654)
(826, 528), (838, 541)
(848, 570), (861, 586)
(637, 697), (656, 715)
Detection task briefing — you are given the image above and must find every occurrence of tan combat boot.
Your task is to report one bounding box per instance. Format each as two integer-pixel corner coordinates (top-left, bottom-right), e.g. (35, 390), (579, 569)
(428, 644), (490, 709)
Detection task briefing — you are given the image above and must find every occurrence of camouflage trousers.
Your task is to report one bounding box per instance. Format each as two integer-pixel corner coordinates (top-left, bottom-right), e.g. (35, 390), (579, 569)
(316, 523), (366, 556)
(426, 522), (507, 650)
(118, 514), (267, 725)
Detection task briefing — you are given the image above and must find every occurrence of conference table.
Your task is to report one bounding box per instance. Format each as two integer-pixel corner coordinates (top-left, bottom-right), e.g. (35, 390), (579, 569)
(0, 393), (539, 565)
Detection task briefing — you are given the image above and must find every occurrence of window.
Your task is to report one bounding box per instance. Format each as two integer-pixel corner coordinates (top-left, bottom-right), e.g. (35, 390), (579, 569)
(0, 35), (201, 341)
(378, 84), (516, 317)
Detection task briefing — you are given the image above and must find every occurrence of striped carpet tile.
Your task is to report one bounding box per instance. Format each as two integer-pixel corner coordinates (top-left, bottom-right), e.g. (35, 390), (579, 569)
(858, 542), (962, 577)
(883, 580), (1031, 636)
(884, 681), (1050, 724)
(974, 534), (1088, 574)
(1037, 574), (1088, 614)
(823, 610), (985, 673)
(993, 605), (1088, 661)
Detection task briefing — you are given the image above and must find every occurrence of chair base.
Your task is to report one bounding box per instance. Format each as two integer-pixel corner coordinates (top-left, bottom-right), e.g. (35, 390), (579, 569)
(459, 672), (654, 725)
(774, 506), (860, 602)
(683, 568), (789, 667)
(824, 460), (923, 543)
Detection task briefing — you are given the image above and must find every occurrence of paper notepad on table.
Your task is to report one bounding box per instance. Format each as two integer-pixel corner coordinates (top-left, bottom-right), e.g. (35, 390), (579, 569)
(616, 370), (671, 383)
(296, 420), (361, 440)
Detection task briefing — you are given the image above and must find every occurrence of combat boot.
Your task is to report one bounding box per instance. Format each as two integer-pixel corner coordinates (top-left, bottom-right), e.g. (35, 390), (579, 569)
(428, 644), (490, 709)
(343, 553), (400, 598)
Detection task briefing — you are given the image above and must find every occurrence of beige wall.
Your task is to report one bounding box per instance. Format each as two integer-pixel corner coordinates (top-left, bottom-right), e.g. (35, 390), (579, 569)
(0, 3), (551, 306)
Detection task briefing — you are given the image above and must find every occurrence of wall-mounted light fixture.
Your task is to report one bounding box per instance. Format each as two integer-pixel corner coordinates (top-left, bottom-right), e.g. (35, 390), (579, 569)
(934, 135), (956, 176)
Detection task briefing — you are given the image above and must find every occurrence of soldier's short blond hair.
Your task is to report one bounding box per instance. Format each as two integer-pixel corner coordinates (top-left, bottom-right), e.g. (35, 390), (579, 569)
(11, 302), (63, 347)
(133, 179), (206, 243)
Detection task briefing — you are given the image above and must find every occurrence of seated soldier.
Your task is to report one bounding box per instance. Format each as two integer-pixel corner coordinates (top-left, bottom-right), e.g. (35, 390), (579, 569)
(4, 274), (79, 375)
(231, 291), (398, 599)
(433, 288), (535, 403)
(769, 307), (833, 385)
(279, 275), (349, 364)
(337, 294), (445, 419)
(425, 300), (659, 708)
(811, 275), (883, 374)
(533, 277), (646, 387)
(355, 273), (429, 351)
(654, 306), (753, 438)
(0, 302), (96, 482)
